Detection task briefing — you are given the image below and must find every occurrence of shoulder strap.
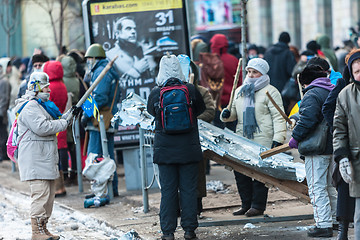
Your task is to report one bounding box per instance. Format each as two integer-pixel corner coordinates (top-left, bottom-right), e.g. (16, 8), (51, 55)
(109, 80), (119, 112)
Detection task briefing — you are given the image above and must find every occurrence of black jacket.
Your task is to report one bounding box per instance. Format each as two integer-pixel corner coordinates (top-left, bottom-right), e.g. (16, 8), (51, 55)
(147, 79), (206, 165)
(322, 77), (349, 133)
(264, 42), (296, 92)
(292, 84), (333, 155)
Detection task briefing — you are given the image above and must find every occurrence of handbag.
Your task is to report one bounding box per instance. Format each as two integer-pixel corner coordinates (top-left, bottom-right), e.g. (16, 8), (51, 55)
(298, 119), (329, 156)
(92, 81), (118, 130)
(281, 77), (300, 101)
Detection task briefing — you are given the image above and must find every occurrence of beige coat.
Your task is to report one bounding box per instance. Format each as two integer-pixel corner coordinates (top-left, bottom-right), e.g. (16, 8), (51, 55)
(333, 83), (360, 197)
(14, 95), (68, 181)
(221, 84), (286, 148)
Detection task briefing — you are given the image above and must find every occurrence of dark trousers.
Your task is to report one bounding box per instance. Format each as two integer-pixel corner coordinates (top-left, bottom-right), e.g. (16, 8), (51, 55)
(158, 163), (199, 234)
(337, 178), (355, 221)
(234, 171), (268, 211)
(0, 122), (8, 160)
(213, 110), (237, 132)
(58, 148), (68, 171)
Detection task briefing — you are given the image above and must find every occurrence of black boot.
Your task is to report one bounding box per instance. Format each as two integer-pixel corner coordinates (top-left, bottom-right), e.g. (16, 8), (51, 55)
(337, 220), (349, 240)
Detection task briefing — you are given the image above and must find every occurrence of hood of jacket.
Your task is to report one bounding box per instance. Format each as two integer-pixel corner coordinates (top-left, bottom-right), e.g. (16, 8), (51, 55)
(43, 60), (64, 81)
(268, 42), (289, 55)
(317, 34), (331, 49)
(210, 34), (229, 55)
(60, 56), (76, 78)
(305, 77), (334, 92)
(156, 54), (185, 86)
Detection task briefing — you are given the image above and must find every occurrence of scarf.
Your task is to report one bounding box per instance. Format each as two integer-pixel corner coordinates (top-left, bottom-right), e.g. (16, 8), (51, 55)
(238, 74), (270, 139)
(37, 98), (62, 119)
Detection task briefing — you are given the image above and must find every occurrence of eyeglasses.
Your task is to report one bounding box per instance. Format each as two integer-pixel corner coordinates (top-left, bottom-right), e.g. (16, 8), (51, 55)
(33, 63), (43, 68)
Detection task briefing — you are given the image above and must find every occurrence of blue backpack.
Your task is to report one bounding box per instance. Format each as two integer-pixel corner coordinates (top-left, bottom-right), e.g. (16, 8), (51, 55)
(159, 79), (194, 134)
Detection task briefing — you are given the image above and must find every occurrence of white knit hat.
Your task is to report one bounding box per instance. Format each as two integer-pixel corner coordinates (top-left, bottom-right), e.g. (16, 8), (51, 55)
(27, 72), (50, 92)
(245, 58), (269, 75)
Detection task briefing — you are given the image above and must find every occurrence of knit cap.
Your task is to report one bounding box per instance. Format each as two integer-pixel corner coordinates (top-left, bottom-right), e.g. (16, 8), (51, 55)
(27, 72), (50, 92)
(245, 58), (270, 75)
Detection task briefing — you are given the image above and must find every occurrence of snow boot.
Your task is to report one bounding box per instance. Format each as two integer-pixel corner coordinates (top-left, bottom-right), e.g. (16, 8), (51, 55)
(337, 220), (349, 240)
(31, 218), (52, 240)
(43, 218), (60, 240)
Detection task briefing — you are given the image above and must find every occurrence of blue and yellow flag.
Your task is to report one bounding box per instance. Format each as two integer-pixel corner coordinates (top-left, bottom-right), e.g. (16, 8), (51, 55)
(82, 95), (100, 121)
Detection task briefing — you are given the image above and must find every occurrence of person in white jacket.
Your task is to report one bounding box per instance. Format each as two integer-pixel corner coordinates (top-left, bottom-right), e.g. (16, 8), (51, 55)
(14, 72), (76, 240)
(221, 58), (286, 217)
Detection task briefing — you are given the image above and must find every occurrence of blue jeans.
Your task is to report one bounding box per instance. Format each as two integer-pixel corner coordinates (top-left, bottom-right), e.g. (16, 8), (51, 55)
(87, 130), (118, 195)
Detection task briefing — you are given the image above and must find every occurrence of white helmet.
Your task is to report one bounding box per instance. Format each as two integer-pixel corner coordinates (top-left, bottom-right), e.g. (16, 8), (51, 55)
(28, 72), (50, 92)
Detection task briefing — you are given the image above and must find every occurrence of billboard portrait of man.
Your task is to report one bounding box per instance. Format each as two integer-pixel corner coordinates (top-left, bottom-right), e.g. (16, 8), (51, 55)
(107, 16), (152, 82)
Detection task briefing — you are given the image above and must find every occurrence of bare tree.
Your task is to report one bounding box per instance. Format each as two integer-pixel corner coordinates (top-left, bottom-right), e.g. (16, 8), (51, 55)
(30, 0), (70, 55)
(0, 0), (21, 57)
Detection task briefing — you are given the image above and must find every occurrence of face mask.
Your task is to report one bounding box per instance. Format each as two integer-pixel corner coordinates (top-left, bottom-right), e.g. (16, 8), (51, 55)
(38, 92), (50, 101)
(33, 68), (42, 73)
(249, 54), (258, 60)
(86, 58), (97, 71)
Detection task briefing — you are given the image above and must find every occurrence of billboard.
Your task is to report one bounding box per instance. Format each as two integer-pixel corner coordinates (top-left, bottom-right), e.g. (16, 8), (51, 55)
(194, 0), (238, 31)
(82, 0), (191, 145)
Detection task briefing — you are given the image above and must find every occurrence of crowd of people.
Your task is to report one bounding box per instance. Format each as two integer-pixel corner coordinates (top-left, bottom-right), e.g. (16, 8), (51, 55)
(0, 29), (360, 240)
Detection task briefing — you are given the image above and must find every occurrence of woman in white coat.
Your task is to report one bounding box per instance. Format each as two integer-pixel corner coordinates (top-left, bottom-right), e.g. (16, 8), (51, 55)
(221, 58), (286, 217)
(14, 72), (73, 240)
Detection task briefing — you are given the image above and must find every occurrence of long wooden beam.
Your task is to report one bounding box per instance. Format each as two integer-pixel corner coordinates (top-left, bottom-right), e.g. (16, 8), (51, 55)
(203, 150), (310, 203)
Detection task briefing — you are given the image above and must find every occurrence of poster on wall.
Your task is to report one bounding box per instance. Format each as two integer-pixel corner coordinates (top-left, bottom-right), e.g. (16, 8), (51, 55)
(83, 0), (190, 145)
(83, 0), (190, 101)
(194, 0), (237, 31)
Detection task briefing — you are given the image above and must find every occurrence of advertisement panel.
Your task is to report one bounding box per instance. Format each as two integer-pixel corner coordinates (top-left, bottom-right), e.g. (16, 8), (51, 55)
(82, 0), (190, 145)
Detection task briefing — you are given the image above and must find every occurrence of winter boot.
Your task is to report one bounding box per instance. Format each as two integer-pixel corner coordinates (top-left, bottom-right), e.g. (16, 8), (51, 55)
(31, 218), (52, 240)
(43, 218), (60, 240)
(337, 220), (349, 240)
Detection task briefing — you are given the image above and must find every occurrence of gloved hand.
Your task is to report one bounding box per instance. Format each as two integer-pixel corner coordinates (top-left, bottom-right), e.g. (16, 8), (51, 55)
(271, 141), (282, 148)
(288, 137), (298, 149)
(339, 158), (354, 184)
(81, 114), (89, 128)
(71, 105), (83, 118)
(221, 108), (231, 119)
(286, 118), (297, 130)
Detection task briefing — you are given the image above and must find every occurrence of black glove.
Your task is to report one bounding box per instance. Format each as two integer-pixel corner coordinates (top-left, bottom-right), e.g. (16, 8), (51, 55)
(81, 114), (89, 128)
(72, 106), (83, 118)
(271, 141), (282, 149)
(221, 109), (231, 119)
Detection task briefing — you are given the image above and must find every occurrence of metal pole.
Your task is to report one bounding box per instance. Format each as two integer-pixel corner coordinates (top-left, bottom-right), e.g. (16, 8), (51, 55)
(99, 115), (113, 200)
(241, 0), (248, 81)
(74, 118), (83, 193)
(139, 128), (149, 213)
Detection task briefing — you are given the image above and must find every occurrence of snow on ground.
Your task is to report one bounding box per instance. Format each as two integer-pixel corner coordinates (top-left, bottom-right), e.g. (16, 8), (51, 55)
(0, 186), (139, 240)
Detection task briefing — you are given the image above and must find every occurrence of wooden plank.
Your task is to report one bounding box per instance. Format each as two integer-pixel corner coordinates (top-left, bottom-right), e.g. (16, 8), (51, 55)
(203, 150), (310, 203)
(266, 91), (292, 124)
(260, 143), (291, 159)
